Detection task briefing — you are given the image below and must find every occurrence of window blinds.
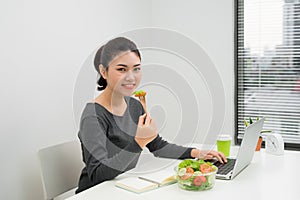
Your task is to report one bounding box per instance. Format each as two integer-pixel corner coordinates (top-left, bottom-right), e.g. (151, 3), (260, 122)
(236, 0), (300, 144)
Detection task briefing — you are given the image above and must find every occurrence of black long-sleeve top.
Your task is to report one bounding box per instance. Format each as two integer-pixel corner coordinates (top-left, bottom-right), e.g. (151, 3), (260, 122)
(76, 96), (194, 193)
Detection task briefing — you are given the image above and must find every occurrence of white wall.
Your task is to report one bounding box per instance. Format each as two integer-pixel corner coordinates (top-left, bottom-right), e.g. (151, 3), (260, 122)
(151, 0), (234, 142)
(0, 0), (234, 199)
(0, 0), (151, 199)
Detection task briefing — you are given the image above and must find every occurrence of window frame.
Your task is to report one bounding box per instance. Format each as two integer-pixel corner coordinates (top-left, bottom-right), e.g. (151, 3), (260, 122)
(234, 0), (300, 151)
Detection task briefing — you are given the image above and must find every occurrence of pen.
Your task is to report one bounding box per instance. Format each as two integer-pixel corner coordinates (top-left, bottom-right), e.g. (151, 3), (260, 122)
(138, 177), (162, 187)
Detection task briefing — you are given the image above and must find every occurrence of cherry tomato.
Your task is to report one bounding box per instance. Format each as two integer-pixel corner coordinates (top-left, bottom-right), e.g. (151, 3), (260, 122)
(180, 166), (194, 180)
(186, 166), (194, 174)
(200, 164), (213, 173)
(193, 176), (203, 186)
(199, 176), (206, 183)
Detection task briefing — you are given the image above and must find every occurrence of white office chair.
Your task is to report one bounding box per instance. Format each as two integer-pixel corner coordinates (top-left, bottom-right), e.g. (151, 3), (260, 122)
(38, 140), (84, 200)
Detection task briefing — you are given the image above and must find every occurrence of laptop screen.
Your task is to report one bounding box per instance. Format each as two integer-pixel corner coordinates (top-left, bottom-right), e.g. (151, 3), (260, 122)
(231, 117), (265, 178)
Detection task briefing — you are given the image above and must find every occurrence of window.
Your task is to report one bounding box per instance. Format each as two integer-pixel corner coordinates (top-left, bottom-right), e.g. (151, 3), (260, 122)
(235, 0), (300, 150)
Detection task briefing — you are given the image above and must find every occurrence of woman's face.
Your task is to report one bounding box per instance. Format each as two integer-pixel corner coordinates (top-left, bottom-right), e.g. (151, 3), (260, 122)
(103, 51), (142, 97)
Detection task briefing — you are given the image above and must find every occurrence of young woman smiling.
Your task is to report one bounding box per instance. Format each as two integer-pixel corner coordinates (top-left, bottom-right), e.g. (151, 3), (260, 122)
(76, 37), (226, 193)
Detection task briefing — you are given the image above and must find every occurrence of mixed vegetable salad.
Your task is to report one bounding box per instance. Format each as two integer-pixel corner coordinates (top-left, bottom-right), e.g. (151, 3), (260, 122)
(176, 159), (218, 191)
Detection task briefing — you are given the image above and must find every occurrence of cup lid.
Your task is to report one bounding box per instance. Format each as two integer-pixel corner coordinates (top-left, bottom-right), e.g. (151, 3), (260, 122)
(217, 134), (232, 140)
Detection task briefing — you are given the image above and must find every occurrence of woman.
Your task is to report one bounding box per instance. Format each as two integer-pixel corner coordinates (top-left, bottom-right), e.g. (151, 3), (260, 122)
(76, 37), (226, 193)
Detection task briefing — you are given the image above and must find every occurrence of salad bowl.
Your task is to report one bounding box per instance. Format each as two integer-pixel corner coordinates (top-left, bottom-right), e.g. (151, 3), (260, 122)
(175, 159), (218, 191)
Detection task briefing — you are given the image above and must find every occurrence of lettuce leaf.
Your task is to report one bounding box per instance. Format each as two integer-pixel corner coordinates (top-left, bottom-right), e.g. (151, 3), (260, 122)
(178, 159), (208, 171)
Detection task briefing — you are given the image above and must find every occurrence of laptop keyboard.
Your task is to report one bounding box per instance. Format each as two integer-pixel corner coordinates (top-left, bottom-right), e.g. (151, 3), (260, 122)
(213, 158), (236, 175)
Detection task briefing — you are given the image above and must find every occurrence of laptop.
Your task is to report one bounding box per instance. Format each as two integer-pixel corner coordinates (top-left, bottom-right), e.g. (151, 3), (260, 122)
(210, 117), (265, 180)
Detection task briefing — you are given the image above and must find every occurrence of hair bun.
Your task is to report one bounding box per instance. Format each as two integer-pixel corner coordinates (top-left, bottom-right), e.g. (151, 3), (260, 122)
(94, 46), (104, 73)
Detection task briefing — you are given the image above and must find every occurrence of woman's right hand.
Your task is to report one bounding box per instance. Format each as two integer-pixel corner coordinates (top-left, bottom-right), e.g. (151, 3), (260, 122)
(135, 113), (158, 148)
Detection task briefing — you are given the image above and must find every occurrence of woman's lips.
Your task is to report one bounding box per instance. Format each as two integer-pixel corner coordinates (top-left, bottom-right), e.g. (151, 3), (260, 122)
(122, 84), (135, 89)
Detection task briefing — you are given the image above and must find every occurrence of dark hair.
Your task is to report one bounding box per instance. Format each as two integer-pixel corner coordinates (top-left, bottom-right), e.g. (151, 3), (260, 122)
(94, 37), (141, 91)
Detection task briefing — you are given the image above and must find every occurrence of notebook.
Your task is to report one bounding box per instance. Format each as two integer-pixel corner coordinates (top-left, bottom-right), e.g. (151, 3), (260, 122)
(115, 170), (177, 193)
(210, 117), (265, 180)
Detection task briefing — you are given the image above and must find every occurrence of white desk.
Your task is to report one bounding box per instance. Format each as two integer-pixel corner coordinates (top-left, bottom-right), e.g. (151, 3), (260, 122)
(66, 146), (300, 200)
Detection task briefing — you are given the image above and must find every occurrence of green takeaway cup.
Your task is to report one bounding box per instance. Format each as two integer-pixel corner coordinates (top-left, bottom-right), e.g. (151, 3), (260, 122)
(217, 135), (232, 157)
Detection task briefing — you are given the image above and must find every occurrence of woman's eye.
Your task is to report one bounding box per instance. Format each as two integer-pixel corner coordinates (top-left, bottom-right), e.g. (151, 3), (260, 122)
(117, 68), (126, 72)
(134, 67), (141, 71)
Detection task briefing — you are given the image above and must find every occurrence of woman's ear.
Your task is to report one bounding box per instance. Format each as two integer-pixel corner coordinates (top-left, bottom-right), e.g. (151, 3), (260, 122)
(99, 64), (107, 79)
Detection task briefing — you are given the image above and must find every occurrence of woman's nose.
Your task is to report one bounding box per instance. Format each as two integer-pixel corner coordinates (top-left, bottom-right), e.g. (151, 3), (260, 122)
(125, 71), (135, 81)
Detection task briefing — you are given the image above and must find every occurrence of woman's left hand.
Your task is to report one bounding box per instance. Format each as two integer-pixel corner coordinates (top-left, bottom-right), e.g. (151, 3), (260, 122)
(191, 149), (227, 163)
